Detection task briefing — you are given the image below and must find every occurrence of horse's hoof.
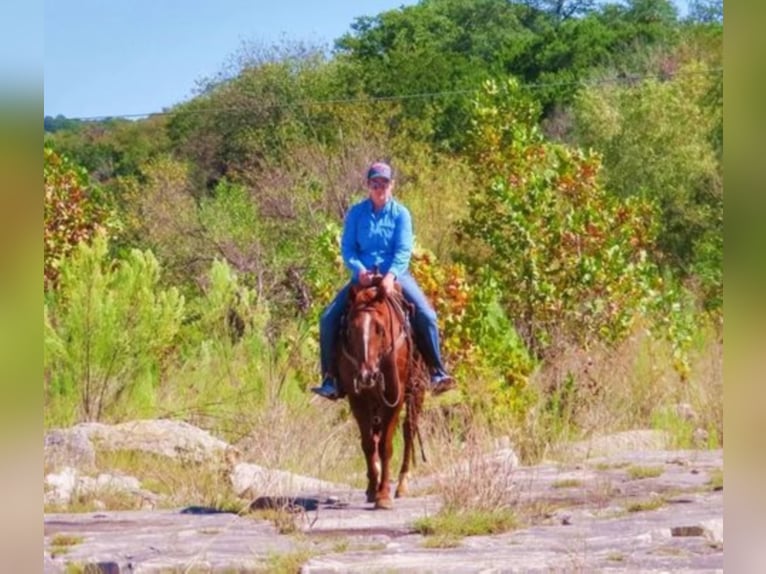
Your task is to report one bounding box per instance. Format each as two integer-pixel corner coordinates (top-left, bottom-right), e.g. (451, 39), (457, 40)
(395, 488), (407, 499)
(374, 497), (393, 510)
(366, 492), (376, 503)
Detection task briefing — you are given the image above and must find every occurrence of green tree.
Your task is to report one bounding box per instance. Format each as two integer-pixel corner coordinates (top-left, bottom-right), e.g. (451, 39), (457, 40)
(335, 0), (537, 148)
(44, 146), (114, 290)
(45, 116), (170, 183)
(686, 0), (723, 23)
(572, 60), (722, 310)
(45, 237), (184, 424)
(459, 79), (662, 357)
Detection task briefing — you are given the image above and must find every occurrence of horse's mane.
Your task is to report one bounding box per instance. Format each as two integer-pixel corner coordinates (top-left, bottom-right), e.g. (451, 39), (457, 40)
(351, 282), (403, 308)
(352, 286), (382, 306)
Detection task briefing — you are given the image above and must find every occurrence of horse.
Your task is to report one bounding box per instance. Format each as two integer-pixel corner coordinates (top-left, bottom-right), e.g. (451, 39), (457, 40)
(336, 277), (427, 509)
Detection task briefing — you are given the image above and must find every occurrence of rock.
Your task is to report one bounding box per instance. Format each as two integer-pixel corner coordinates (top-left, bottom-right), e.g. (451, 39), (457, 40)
(78, 419), (230, 462)
(44, 466), (149, 507)
(700, 518), (724, 544)
(44, 466), (79, 506)
(230, 462), (350, 498)
(44, 427), (96, 471)
(44, 447), (723, 573)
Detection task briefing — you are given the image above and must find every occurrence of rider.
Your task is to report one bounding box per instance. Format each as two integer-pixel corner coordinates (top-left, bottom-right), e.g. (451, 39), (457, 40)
(311, 161), (456, 400)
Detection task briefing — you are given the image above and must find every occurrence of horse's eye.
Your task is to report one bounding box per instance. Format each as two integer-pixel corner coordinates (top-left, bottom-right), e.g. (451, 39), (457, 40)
(375, 323), (384, 337)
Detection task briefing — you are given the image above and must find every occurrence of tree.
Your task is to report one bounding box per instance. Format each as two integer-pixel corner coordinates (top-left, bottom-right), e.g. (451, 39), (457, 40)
(43, 146), (113, 290)
(686, 0), (723, 23)
(521, 0), (597, 21)
(459, 79), (662, 357)
(572, 59), (722, 312)
(334, 0), (537, 148)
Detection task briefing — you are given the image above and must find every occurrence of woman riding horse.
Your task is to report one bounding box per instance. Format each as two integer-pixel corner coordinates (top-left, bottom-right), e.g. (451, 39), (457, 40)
(338, 278), (425, 508)
(312, 161), (456, 400)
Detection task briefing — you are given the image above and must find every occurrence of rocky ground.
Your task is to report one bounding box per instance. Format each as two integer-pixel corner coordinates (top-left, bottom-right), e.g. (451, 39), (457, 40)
(43, 422), (723, 573)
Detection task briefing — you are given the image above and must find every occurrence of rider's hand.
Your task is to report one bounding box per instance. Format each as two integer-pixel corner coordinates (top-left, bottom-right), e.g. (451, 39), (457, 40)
(358, 269), (373, 286)
(380, 273), (395, 296)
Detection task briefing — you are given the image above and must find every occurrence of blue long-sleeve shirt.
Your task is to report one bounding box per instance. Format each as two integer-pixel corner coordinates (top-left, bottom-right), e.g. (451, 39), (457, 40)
(341, 198), (413, 281)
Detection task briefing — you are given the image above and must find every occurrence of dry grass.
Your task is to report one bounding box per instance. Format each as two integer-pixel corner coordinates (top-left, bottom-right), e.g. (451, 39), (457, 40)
(225, 400), (366, 488)
(49, 534), (84, 559)
(408, 420), (519, 540)
(91, 449), (244, 512)
(552, 478), (583, 489)
(264, 547), (316, 574)
(514, 325), (722, 463)
(418, 416), (517, 513)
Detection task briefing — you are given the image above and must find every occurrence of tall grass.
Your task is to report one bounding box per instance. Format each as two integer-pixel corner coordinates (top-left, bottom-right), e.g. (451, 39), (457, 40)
(508, 321), (722, 462)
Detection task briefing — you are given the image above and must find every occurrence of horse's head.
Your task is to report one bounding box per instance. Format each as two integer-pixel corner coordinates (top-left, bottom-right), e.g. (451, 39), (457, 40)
(343, 283), (396, 390)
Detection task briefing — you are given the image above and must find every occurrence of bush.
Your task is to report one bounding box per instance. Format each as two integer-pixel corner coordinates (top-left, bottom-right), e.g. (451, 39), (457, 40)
(44, 147), (114, 290)
(44, 236), (184, 425)
(460, 78), (664, 357)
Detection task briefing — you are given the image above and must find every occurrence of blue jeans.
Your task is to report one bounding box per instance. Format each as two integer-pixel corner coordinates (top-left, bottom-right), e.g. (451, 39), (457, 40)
(319, 272), (448, 378)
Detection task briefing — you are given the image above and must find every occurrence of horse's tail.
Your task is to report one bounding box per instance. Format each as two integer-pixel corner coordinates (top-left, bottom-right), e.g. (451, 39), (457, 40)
(405, 356), (427, 466)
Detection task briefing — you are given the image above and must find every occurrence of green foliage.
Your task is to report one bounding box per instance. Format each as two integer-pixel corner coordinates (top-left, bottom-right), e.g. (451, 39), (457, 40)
(413, 508), (517, 538)
(460, 79), (662, 356)
(45, 116), (170, 182)
(125, 155), (205, 287)
(44, 147), (115, 290)
(335, 0), (537, 148)
(167, 43), (380, 189)
(45, 236), (185, 424)
(411, 250), (536, 426)
(573, 60), (722, 313)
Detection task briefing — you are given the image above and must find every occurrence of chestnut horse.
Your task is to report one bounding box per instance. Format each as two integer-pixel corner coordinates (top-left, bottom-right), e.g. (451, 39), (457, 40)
(336, 278), (427, 509)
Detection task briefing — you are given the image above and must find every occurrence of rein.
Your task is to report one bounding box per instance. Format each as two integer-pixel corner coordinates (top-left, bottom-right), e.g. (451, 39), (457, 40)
(341, 289), (411, 407)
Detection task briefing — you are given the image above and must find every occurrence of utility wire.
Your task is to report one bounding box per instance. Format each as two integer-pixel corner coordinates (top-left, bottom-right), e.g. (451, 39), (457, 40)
(55, 66), (723, 122)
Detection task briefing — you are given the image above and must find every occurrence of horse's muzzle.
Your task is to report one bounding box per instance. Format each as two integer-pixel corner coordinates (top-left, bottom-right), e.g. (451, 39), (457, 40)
(355, 367), (383, 392)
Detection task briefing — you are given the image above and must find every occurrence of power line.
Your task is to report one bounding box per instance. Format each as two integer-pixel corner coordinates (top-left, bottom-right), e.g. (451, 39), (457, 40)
(55, 67), (723, 122)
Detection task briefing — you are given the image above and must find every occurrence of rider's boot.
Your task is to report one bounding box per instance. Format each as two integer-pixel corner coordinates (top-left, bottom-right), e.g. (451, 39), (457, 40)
(311, 376), (340, 400)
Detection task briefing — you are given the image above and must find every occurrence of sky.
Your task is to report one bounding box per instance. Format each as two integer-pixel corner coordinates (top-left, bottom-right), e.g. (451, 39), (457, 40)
(43, 0), (691, 120)
(43, 0), (418, 119)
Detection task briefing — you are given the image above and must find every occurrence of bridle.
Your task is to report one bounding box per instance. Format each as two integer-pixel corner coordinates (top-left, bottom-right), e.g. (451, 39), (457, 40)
(341, 289), (410, 406)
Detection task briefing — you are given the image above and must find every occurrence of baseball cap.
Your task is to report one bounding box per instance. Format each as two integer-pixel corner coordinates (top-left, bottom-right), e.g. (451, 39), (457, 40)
(367, 162), (392, 181)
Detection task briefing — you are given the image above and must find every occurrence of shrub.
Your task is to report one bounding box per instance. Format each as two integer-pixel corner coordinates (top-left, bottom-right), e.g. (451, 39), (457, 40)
(44, 236), (184, 425)
(460, 78), (665, 358)
(44, 146), (114, 290)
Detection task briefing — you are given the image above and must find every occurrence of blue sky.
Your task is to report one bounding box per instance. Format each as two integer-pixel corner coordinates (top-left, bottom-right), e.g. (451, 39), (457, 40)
(44, 1), (419, 119)
(43, 0), (690, 120)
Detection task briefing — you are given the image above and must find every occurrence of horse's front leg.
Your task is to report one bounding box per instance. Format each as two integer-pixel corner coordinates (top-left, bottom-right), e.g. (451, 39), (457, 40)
(361, 428), (379, 503)
(375, 410), (401, 509)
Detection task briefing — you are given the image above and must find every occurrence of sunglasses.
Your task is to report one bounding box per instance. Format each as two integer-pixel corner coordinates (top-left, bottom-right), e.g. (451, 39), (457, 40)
(368, 179), (390, 189)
